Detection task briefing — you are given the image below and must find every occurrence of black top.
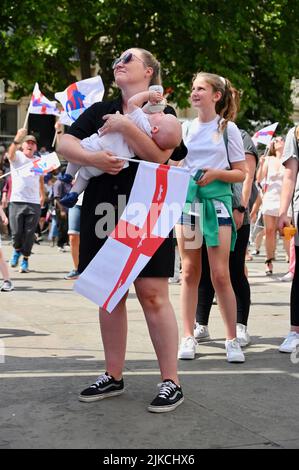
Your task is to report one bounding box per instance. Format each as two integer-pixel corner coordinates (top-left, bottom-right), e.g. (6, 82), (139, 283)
(68, 96), (186, 274)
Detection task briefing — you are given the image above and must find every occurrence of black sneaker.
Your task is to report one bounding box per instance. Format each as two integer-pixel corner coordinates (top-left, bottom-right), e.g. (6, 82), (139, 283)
(148, 379), (184, 413)
(78, 372), (124, 402)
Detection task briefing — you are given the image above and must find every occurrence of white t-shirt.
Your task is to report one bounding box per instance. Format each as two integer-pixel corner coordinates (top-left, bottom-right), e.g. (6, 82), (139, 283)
(182, 115), (245, 177)
(10, 151), (41, 204)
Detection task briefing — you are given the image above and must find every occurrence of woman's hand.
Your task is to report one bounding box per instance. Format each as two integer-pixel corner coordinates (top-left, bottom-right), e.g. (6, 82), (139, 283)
(196, 168), (219, 186)
(15, 128), (28, 143)
(0, 211), (8, 225)
(89, 150), (125, 175)
(233, 209), (244, 230)
(99, 112), (130, 136)
(278, 213), (291, 235)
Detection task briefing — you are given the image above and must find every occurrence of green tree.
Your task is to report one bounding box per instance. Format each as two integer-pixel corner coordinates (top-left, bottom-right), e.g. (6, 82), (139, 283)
(1, 0), (298, 130)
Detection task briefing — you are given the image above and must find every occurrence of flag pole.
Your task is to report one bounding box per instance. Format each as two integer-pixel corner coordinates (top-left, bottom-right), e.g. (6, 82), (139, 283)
(23, 106), (30, 129)
(114, 156), (190, 173)
(0, 157), (40, 180)
(52, 130), (57, 148)
(0, 170), (11, 180)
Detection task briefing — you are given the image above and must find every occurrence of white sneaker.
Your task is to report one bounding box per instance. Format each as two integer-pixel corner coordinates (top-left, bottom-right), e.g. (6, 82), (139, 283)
(236, 323), (251, 347)
(194, 323), (210, 342)
(178, 336), (197, 360)
(278, 272), (294, 282)
(279, 332), (299, 353)
(0, 280), (14, 292)
(225, 338), (245, 363)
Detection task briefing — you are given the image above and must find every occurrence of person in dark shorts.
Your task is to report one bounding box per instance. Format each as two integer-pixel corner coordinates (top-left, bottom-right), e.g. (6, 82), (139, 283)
(58, 47), (186, 413)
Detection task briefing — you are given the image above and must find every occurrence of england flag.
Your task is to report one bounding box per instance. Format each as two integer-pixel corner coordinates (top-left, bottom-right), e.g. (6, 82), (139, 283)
(74, 161), (190, 312)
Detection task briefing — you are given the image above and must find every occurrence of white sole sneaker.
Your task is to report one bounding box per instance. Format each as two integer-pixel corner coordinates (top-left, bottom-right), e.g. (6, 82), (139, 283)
(194, 324), (210, 343)
(225, 339), (245, 363)
(78, 388), (125, 402)
(279, 334), (299, 353)
(195, 333), (210, 343)
(178, 350), (196, 360)
(148, 396), (184, 413)
(178, 336), (197, 360)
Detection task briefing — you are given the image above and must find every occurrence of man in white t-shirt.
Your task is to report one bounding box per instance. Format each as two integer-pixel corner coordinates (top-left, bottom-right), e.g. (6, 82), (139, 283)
(8, 128), (45, 273)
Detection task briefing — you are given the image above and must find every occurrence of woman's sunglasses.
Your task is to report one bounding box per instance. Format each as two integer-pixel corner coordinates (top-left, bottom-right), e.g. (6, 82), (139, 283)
(112, 52), (147, 69)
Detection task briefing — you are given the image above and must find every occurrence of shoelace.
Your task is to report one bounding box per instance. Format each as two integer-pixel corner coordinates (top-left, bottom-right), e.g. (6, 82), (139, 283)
(183, 336), (196, 346)
(228, 339), (240, 350)
(91, 374), (111, 389)
(157, 381), (176, 399)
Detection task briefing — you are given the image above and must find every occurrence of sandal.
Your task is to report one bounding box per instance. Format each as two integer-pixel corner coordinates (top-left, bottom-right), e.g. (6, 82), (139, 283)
(265, 258), (274, 276)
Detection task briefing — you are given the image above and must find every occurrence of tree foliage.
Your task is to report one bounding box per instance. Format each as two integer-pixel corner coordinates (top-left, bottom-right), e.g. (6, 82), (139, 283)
(1, 0), (298, 130)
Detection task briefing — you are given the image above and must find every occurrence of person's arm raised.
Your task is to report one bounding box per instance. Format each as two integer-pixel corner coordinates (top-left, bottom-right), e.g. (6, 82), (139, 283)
(8, 128), (27, 162)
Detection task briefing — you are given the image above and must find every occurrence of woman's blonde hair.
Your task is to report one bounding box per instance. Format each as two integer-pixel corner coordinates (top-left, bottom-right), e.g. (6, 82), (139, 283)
(136, 48), (162, 86)
(193, 72), (238, 131)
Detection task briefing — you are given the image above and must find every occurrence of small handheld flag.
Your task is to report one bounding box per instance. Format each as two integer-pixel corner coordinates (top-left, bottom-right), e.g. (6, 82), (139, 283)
(252, 122), (279, 146)
(29, 152), (61, 175)
(55, 76), (104, 126)
(23, 83), (60, 128)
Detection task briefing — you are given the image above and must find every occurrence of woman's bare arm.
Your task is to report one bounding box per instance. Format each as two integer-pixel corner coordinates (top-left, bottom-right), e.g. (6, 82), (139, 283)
(197, 160), (246, 186)
(57, 134), (125, 175)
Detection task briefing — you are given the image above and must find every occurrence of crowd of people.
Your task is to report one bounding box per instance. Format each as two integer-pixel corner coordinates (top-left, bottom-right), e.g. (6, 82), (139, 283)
(0, 127), (82, 284)
(0, 46), (298, 414)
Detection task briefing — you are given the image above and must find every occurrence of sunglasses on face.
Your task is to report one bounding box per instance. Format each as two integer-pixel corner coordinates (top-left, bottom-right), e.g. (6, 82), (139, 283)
(112, 52), (147, 69)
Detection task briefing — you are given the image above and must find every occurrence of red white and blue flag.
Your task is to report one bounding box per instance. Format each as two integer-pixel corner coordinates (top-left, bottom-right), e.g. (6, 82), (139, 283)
(29, 152), (61, 175)
(74, 161), (190, 312)
(29, 83), (60, 116)
(252, 122), (279, 146)
(55, 76), (104, 126)
(16, 152), (61, 177)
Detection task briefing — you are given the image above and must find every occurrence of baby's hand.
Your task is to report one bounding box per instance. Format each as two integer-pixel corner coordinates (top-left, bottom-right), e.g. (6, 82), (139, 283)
(149, 91), (164, 104)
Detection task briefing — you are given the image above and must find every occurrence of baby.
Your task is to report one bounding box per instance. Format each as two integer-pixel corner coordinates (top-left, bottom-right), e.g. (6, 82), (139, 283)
(60, 85), (182, 208)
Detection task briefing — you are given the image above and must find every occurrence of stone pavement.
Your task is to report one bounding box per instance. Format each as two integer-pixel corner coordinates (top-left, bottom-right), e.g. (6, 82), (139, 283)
(0, 238), (298, 449)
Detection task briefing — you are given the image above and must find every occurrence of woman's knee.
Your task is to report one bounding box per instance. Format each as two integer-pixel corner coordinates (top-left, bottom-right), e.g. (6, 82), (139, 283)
(135, 279), (168, 311)
(181, 261), (200, 284)
(211, 269), (230, 290)
(265, 227), (276, 237)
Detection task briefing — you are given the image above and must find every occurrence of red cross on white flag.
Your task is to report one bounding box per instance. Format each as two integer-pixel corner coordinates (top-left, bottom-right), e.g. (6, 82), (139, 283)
(74, 161), (190, 312)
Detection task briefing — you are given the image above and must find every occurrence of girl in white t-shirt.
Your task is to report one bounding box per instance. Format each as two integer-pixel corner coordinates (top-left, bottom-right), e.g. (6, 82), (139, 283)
(176, 72), (246, 363)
